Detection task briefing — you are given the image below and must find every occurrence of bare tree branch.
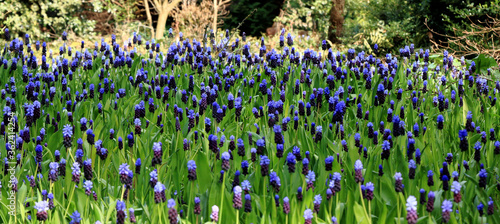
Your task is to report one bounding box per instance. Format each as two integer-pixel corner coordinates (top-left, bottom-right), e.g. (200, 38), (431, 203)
(424, 15), (500, 63)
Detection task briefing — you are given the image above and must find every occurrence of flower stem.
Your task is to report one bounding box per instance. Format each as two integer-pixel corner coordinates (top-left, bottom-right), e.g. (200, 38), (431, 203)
(158, 203), (162, 223)
(368, 200), (371, 218)
(219, 172), (225, 224)
(397, 193), (401, 224)
(64, 184), (76, 217)
(188, 181), (194, 221)
(359, 183), (371, 224)
(236, 210), (240, 224)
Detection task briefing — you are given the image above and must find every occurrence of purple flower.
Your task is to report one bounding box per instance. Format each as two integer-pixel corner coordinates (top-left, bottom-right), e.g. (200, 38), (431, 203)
(70, 211), (81, 224)
(406, 196), (417, 211)
(167, 198), (176, 208)
(83, 180), (93, 193)
(442, 200), (452, 212)
(210, 205), (219, 221)
(331, 216), (338, 224)
(34, 201), (49, 212)
(306, 170), (316, 190)
(354, 160), (363, 170)
(34, 201), (49, 221)
(451, 181), (461, 194)
(406, 196), (418, 224)
(187, 160), (196, 170)
(116, 200), (127, 224)
(241, 180), (252, 192)
(304, 208), (313, 221)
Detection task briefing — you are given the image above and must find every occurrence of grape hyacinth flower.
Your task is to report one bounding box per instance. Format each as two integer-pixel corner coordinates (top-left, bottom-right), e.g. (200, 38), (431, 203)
(119, 163), (132, 186)
(116, 200), (127, 224)
(315, 125), (323, 142)
(63, 124), (73, 148)
(419, 189), (426, 205)
(408, 159), (416, 179)
(437, 115), (444, 129)
(35, 201), (49, 221)
(365, 182), (374, 200)
(381, 140), (391, 160)
(441, 200), (452, 223)
(71, 162), (81, 184)
(451, 181), (462, 203)
(487, 197), (494, 215)
(48, 193), (54, 209)
(283, 196), (290, 214)
(194, 197), (201, 215)
(297, 186), (303, 201)
(135, 159), (141, 174)
(210, 205), (219, 222)
(152, 142), (163, 166)
(406, 196), (418, 224)
(241, 179), (252, 194)
(129, 208), (136, 223)
(394, 172), (404, 193)
(187, 160), (197, 180)
(479, 169), (487, 189)
(233, 186), (243, 209)
(273, 125), (284, 144)
(332, 172), (342, 193)
(221, 151), (230, 171)
(127, 133), (134, 148)
(48, 162), (59, 182)
(427, 170), (434, 186)
(331, 216), (338, 224)
(154, 182), (167, 203)
(118, 137), (123, 150)
(313, 194), (322, 213)
(83, 159), (93, 180)
(59, 159), (67, 178)
(69, 211), (81, 224)
(83, 180), (93, 195)
(426, 191), (435, 212)
(474, 141), (482, 162)
(302, 158), (310, 175)
(325, 156), (334, 171)
(459, 130), (468, 151)
(256, 138), (266, 155)
(260, 155), (270, 176)
(306, 170), (316, 191)
(237, 138), (245, 157)
(270, 171), (281, 192)
(241, 160), (249, 175)
(167, 199), (177, 224)
(304, 208), (313, 224)
(354, 160), (363, 183)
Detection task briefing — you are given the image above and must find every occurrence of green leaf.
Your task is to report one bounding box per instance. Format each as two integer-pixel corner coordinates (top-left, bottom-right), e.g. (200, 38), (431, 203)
(354, 202), (370, 224)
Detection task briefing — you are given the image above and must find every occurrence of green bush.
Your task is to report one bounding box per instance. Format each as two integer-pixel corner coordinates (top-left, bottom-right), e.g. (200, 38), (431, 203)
(0, 0), (96, 40)
(223, 0), (283, 36)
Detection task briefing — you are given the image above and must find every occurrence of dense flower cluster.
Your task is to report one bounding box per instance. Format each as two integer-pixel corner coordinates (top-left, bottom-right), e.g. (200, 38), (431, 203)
(0, 28), (498, 224)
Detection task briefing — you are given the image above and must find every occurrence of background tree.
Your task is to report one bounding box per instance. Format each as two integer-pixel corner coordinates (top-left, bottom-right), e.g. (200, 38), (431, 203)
(147, 0), (182, 40)
(328, 0), (344, 44)
(213, 0), (231, 33)
(223, 0), (283, 36)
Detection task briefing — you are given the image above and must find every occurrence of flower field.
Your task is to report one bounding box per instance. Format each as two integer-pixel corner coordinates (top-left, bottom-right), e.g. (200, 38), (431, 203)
(0, 29), (499, 224)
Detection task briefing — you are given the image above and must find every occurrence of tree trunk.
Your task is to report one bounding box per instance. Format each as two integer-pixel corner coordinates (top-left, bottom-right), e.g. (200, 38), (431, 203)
(156, 11), (169, 40)
(144, 0), (155, 38)
(213, 0), (218, 33)
(153, 0), (182, 40)
(328, 0), (345, 44)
